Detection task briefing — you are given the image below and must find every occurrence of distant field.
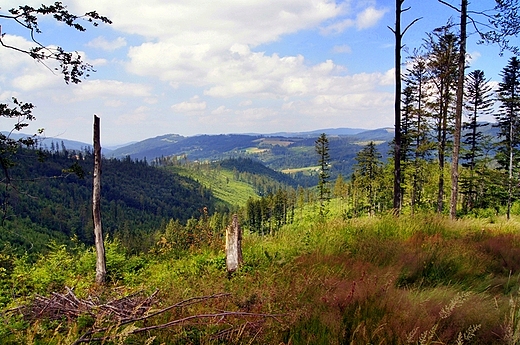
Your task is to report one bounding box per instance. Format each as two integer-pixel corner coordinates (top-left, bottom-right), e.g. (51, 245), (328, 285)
(255, 138), (295, 147)
(245, 147), (268, 154)
(282, 166), (320, 174)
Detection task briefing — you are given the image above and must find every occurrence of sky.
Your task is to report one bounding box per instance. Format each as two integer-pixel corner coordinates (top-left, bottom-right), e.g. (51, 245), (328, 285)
(0, 0), (517, 146)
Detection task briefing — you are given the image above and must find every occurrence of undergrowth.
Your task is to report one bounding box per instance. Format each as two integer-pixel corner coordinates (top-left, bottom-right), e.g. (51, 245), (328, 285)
(1, 213), (520, 343)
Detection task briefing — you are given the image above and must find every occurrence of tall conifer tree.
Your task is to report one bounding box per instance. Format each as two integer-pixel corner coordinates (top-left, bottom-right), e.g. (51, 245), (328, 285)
(424, 26), (459, 213)
(495, 57), (520, 219)
(460, 70), (494, 212)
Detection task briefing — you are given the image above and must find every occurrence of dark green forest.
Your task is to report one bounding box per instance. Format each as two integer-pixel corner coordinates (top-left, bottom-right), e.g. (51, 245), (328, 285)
(1, 146), (227, 255)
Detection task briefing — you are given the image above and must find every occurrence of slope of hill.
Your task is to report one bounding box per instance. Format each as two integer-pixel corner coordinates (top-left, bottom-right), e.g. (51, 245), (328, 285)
(0, 147), (301, 255)
(108, 129), (394, 163)
(1, 149), (224, 255)
(164, 157), (299, 206)
(3, 209), (519, 344)
(1, 131), (104, 153)
(258, 127), (367, 137)
(14, 122), (498, 191)
(110, 134), (260, 161)
(108, 128), (396, 186)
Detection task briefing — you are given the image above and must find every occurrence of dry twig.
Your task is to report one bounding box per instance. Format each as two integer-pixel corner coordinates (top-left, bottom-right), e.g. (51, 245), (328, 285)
(7, 288), (281, 344)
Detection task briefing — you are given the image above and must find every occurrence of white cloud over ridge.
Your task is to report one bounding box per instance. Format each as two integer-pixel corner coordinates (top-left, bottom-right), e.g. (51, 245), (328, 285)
(171, 96), (207, 113)
(0, 0), (398, 143)
(117, 0), (389, 108)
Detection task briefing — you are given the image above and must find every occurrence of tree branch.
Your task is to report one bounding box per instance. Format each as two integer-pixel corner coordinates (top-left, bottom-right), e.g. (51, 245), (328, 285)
(438, 0), (460, 12)
(0, 2), (110, 84)
(65, 291), (281, 345)
(403, 17), (422, 36)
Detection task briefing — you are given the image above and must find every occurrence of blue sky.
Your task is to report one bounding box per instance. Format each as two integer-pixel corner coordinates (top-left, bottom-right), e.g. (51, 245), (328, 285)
(0, 0), (517, 145)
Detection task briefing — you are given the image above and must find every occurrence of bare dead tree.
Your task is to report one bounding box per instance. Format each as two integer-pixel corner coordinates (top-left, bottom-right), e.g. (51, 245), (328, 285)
(93, 115), (106, 284)
(388, 0), (421, 214)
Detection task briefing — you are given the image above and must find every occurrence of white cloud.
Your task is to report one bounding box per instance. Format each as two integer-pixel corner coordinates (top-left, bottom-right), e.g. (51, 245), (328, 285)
(72, 79), (152, 100)
(78, 0), (391, 122)
(239, 100), (253, 107)
(73, 0), (342, 45)
(320, 18), (355, 35)
(130, 39), (391, 117)
(0, 35), (35, 71)
(11, 71), (62, 91)
(89, 58), (109, 66)
(116, 106), (151, 125)
(467, 51), (482, 65)
(380, 68), (395, 86)
(320, 4), (387, 34)
(104, 99), (124, 107)
(171, 96), (207, 113)
(355, 6), (387, 30)
(236, 107), (277, 121)
(0, 0), (401, 142)
(87, 36), (127, 51)
(144, 97), (158, 105)
(0, 35), (65, 91)
(211, 105), (231, 115)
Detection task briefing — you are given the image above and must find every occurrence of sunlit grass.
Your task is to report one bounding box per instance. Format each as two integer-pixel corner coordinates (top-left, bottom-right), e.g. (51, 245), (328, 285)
(168, 165), (258, 206)
(5, 208), (520, 343)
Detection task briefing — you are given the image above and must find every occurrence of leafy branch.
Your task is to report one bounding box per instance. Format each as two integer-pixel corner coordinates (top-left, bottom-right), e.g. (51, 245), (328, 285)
(0, 2), (112, 84)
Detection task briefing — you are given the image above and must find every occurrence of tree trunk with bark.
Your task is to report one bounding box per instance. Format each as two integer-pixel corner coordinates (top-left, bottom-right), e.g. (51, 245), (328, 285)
(390, 0), (420, 214)
(450, 0), (467, 219)
(93, 115), (106, 284)
(393, 0), (403, 213)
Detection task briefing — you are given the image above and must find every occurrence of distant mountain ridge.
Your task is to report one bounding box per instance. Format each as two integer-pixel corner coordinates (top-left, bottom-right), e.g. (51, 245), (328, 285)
(1, 131), (104, 153)
(246, 127), (369, 137)
(6, 124), (498, 185)
(108, 127), (395, 161)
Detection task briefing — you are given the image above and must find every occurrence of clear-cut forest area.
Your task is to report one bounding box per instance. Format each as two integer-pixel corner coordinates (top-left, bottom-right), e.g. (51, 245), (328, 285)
(2, 0), (520, 343)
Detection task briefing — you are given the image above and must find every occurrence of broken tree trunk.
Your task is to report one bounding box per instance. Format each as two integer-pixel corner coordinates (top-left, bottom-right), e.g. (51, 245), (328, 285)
(225, 214), (243, 275)
(93, 115), (106, 284)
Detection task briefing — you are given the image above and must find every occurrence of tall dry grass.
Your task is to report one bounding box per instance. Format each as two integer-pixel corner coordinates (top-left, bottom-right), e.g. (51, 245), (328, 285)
(4, 213), (520, 344)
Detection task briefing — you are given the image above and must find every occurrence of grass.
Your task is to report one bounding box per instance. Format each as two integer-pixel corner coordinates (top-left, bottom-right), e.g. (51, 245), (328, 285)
(168, 165), (258, 206)
(3, 209), (520, 343)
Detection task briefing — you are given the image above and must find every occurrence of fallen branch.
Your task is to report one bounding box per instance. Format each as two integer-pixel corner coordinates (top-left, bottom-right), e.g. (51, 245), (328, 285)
(72, 292), (281, 344)
(9, 287), (158, 322)
(73, 310), (281, 344)
(8, 288), (282, 344)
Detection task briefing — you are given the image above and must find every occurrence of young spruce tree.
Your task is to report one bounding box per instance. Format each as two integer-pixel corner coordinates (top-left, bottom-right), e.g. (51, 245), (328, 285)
(460, 70), (493, 212)
(353, 141), (383, 216)
(315, 133), (331, 219)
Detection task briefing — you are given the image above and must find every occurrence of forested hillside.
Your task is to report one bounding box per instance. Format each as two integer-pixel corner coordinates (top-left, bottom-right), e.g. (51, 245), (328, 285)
(107, 124), (499, 189)
(108, 131), (394, 189)
(1, 147), (225, 255)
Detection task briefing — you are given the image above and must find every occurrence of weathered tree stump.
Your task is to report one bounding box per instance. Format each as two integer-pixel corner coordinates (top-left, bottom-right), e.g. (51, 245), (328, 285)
(226, 214), (243, 276)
